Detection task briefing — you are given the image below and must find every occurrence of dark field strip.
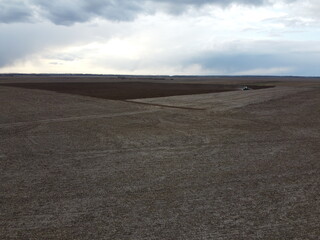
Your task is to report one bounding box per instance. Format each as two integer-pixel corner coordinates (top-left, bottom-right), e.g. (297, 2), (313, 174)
(0, 82), (272, 100)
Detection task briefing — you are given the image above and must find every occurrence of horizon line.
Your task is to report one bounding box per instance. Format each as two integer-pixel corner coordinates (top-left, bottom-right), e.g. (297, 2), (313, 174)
(1, 73), (320, 78)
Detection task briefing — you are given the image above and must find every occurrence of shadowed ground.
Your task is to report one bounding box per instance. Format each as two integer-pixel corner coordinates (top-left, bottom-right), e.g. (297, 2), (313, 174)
(0, 76), (319, 239)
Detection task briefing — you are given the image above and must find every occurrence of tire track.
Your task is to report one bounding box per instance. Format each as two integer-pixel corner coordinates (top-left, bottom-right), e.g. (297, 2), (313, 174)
(123, 100), (205, 110)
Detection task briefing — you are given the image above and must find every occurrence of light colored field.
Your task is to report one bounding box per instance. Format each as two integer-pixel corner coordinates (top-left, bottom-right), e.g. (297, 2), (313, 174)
(0, 77), (319, 239)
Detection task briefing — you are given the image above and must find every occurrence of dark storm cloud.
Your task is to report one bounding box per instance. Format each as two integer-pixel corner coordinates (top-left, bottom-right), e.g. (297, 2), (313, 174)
(33, 0), (143, 25)
(187, 49), (320, 75)
(0, 0), (269, 25)
(0, 0), (32, 23)
(156, 0), (267, 6)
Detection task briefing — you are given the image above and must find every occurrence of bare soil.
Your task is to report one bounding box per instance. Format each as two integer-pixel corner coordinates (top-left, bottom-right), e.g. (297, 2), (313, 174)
(0, 75), (319, 240)
(0, 82), (271, 100)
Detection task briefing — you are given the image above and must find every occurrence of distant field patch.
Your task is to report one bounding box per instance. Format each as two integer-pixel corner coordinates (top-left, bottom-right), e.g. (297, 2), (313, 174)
(0, 82), (272, 100)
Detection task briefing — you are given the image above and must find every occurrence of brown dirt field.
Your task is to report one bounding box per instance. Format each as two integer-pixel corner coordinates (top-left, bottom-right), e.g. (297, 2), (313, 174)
(0, 75), (319, 240)
(0, 82), (271, 100)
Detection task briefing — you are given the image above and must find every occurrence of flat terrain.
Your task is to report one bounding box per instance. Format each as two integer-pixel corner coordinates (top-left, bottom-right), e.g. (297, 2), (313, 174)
(0, 82), (270, 100)
(0, 75), (319, 239)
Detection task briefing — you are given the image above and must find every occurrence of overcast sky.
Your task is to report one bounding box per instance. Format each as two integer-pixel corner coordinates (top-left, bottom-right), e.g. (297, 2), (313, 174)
(1, 0), (320, 75)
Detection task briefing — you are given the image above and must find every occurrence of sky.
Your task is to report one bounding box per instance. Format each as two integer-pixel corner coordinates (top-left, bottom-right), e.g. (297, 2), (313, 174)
(0, 0), (320, 76)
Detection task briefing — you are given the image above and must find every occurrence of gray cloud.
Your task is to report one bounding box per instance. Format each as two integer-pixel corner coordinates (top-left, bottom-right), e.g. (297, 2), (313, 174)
(90, 39), (320, 76)
(0, 0), (32, 23)
(156, 0), (267, 6)
(0, 22), (111, 67)
(186, 45), (320, 76)
(34, 0), (143, 25)
(1, 0), (317, 76)
(0, 0), (270, 25)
